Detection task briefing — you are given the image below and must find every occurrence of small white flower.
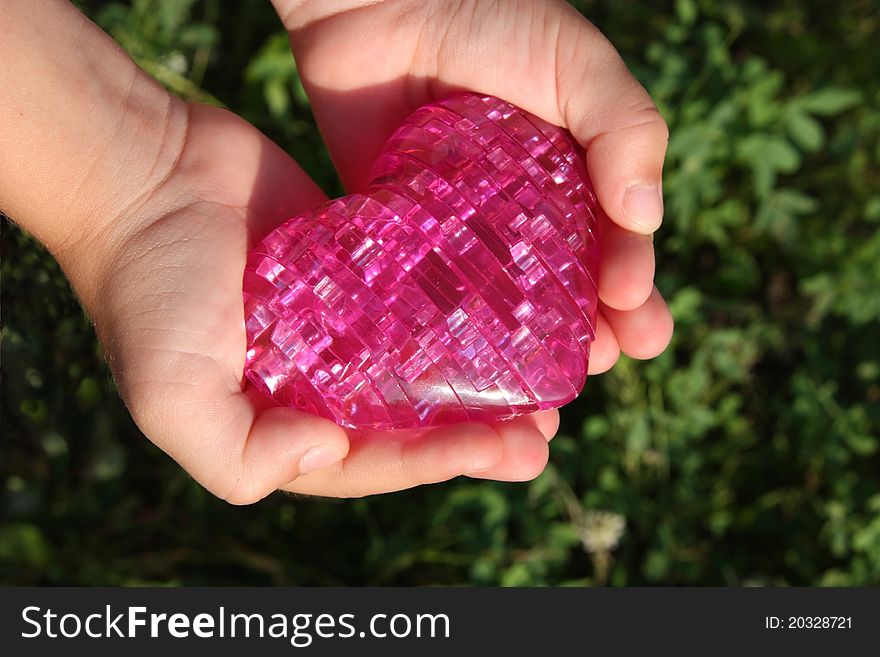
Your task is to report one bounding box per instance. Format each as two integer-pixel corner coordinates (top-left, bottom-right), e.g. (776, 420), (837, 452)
(580, 510), (626, 554)
(165, 51), (188, 75)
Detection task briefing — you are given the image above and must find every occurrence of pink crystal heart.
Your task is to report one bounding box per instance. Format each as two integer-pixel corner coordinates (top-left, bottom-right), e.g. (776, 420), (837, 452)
(243, 93), (601, 430)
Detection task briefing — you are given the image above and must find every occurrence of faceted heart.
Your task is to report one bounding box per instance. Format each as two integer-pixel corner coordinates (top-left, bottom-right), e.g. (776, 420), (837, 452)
(243, 93), (601, 430)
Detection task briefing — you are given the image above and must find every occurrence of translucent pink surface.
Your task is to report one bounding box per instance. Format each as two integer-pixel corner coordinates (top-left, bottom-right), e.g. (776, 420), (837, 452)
(243, 94), (601, 429)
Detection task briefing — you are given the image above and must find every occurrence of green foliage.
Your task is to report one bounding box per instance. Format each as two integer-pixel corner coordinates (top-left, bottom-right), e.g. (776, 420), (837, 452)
(93, 0), (221, 102)
(2, 0), (878, 586)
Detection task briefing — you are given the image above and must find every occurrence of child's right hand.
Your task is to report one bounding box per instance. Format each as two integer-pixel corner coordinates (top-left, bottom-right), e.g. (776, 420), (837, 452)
(272, 0), (673, 496)
(278, 0), (673, 373)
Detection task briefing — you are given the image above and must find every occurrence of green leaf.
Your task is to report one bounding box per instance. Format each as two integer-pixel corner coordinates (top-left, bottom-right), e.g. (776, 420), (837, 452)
(675, 0), (697, 25)
(0, 524), (50, 568)
(667, 287), (703, 325)
(787, 111), (825, 152)
(864, 196), (880, 221)
(764, 137), (802, 173)
(625, 415), (651, 455)
(643, 550), (670, 582)
(800, 88), (862, 116)
(844, 433), (878, 456)
(264, 78), (290, 118)
(180, 24), (218, 50)
(769, 189), (819, 217)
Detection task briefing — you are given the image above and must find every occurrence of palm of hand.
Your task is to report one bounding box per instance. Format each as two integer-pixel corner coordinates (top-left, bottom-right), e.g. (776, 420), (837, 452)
(101, 104), (556, 503)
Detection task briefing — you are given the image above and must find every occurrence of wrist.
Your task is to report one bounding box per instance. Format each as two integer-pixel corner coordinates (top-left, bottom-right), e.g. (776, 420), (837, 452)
(0, 0), (189, 307)
(53, 96), (190, 304)
(271, 0), (399, 31)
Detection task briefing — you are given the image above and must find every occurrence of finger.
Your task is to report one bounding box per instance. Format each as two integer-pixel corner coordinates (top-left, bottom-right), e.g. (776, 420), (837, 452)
(282, 421), (506, 497)
(600, 286), (673, 360)
(464, 408), (577, 483)
(588, 309), (621, 374)
(466, 415), (550, 482)
(598, 214), (655, 311)
(531, 409), (561, 441)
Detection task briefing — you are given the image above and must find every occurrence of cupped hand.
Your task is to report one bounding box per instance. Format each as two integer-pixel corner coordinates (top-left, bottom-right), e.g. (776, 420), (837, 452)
(82, 100), (556, 504)
(274, 0), (675, 376)
(65, 0), (673, 504)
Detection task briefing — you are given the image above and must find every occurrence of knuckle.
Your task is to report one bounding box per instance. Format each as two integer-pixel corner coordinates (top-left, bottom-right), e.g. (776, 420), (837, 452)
(618, 99), (669, 141)
(638, 105), (670, 143)
(222, 480), (264, 506)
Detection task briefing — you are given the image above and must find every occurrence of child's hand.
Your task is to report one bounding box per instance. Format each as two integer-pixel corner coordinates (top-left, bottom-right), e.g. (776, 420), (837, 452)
(268, 0), (674, 496)
(1, 0), (671, 503)
(276, 0), (674, 373)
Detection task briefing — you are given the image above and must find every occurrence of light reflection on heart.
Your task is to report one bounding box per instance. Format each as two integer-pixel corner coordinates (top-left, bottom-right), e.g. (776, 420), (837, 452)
(243, 94), (600, 429)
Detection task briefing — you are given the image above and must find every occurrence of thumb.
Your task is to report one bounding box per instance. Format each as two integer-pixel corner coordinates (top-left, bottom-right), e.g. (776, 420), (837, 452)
(124, 357), (349, 505)
(553, 10), (669, 234)
(224, 404), (351, 505)
(418, 0), (670, 234)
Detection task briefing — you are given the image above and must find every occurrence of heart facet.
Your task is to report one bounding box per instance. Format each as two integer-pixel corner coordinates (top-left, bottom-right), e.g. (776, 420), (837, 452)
(243, 93), (601, 429)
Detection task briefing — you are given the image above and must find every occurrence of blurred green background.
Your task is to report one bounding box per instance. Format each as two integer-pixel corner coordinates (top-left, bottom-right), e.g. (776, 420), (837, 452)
(2, 0), (879, 586)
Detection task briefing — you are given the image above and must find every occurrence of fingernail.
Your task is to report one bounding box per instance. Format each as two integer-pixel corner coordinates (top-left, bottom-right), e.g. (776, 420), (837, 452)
(623, 183), (663, 232)
(299, 445), (344, 475)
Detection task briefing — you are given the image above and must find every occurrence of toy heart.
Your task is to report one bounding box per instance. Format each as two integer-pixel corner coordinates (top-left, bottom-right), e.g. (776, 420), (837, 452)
(243, 93), (601, 430)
